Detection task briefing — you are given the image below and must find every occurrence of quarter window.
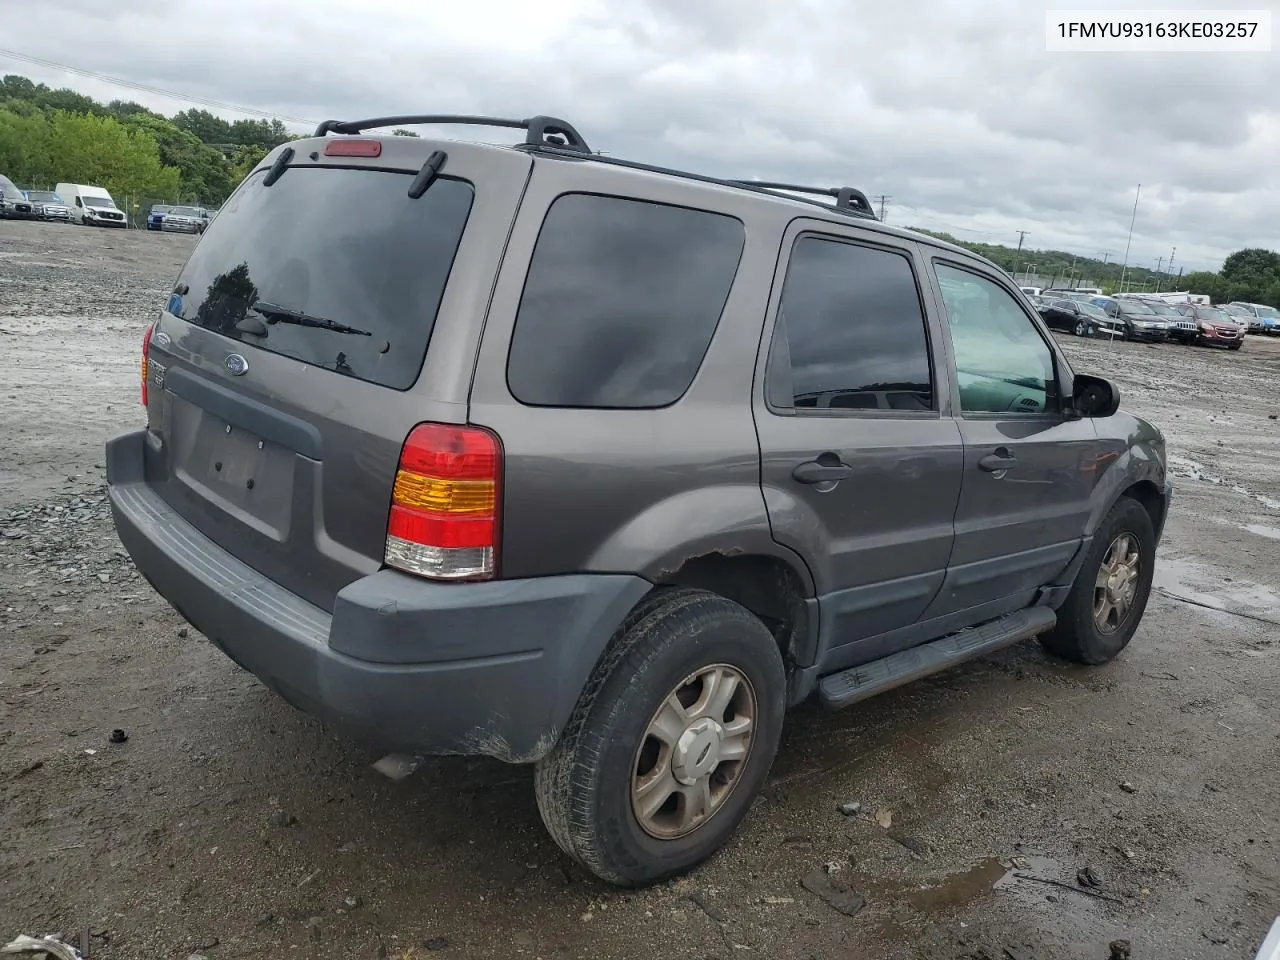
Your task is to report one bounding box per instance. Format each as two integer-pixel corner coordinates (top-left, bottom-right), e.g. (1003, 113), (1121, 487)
(506, 193), (745, 408)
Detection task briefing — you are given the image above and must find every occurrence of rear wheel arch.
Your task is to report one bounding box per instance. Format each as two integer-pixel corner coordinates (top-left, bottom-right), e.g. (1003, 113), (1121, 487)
(654, 552), (813, 664)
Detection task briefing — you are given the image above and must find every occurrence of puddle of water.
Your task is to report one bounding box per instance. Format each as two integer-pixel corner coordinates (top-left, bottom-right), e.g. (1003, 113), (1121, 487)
(904, 857), (1007, 911)
(1153, 556), (1280, 620)
(1245, 524), (1280, 540)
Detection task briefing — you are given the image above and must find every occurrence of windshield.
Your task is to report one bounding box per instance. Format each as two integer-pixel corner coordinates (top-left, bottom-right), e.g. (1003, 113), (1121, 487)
(1143, 302), (1179, 316)
(1257, 305), (1280, 319)
(27, 191), (62, 203)
(1118, 301), (1156, 316)
(1077, 301), (1108, 320)
(170, 205), (202, 216)
(171, 165), (475, 390)
(84, 195), (115, 208)
(1199, 308), (1230, 323)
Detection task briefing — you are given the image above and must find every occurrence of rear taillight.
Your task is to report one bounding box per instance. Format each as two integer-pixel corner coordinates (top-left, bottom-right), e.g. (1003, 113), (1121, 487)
(384, 423), (502, 581)
(141, 322), (155, 406)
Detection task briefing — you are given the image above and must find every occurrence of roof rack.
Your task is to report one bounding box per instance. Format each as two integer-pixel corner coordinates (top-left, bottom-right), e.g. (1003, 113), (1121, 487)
(312, 114), (592, 153)
(725, 181), (878, 219)
(311, 112), (878, 221)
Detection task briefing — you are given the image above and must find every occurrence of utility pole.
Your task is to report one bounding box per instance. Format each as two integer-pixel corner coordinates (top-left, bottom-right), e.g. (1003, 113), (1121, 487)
(1167, 246), (1176, 282)
(1016, 230), (1029, 253)
(873, 195), (890, 221)
(1099, 251), (1111, 266)
(1118, 183), (1141, 294)
(1154, 256), (1164, 292)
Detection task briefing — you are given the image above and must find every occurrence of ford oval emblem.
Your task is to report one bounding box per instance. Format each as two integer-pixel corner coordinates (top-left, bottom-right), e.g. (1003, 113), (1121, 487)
(224, 353), (249, 376)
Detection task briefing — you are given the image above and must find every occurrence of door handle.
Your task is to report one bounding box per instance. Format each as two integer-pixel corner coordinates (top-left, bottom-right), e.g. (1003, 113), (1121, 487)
(793, 458), (853, 484)
(979, 448), (1017, 472)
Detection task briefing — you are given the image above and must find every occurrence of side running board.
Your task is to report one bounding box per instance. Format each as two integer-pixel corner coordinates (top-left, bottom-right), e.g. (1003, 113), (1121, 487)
(818, 607), (1057, 710)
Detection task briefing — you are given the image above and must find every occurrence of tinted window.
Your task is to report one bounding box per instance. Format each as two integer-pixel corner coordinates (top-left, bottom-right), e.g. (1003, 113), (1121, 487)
(770, 237), (933, 412)
(935, 263), (1058, 415)
(507, 194), (744, 408)
(172, 167), (474, 390)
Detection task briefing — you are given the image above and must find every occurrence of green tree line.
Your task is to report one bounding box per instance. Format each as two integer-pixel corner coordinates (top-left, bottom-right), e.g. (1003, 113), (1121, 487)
(0, 74), (293, 208)
(913, 229), (1279, 307)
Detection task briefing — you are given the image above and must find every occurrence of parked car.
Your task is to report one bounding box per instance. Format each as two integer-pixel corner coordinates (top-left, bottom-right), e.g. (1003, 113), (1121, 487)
(55, 182), (128, 228)
(147, 204), (172, 230)
(1224, 302), (1280, 336)
(108, 113), (1171, 888)
(1174, 303), (1244, 349)
(1091, 297), (1171, 341)
(155, 204), (210, 234)
(23, 189), (71, 222)
(1130, 298), (1198, 344)
(0, 174), (37, 219)
(1038, 297), (1112, 337)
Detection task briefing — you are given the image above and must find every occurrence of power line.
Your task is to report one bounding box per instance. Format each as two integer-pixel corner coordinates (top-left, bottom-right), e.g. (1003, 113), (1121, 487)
(0, 47), (315, 125)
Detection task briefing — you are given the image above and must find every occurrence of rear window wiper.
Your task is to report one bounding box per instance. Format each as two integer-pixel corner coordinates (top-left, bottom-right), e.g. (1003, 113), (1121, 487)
(249, 301), (372, 337)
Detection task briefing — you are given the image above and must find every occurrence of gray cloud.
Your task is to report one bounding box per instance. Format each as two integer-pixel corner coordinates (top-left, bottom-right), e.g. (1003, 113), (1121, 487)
(8, 0), (1279, 271)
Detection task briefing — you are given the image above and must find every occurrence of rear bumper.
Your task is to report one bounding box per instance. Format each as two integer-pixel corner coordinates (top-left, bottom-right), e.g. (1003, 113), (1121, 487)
(106, 429), (651, 762)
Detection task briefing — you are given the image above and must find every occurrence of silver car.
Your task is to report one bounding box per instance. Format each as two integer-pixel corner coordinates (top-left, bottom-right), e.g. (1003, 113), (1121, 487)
(23, 189), (71, 222)
(160, 204), (209, 234)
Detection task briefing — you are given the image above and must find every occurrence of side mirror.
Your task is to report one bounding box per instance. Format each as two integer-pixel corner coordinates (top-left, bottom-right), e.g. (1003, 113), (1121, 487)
(1072, 374), (1120, 418)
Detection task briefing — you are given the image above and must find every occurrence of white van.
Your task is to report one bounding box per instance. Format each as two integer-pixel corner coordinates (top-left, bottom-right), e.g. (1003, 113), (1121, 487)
(54, 182), (128, 228)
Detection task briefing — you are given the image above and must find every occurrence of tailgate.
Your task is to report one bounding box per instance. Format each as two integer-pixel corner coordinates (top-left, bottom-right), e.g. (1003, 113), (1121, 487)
(140, 140), (531, 611)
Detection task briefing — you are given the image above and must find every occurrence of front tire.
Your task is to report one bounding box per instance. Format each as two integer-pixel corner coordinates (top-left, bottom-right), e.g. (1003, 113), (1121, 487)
(1073, 319), (1088, 337)
(1041, 497), (1155, 665)
(534, 587), (786, 887)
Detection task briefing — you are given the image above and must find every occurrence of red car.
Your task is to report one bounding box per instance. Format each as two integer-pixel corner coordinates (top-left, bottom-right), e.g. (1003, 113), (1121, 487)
(1175, 303), (1244, 350)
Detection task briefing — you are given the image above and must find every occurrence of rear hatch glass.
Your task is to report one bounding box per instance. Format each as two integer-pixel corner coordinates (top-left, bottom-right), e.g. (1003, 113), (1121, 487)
(170, 165), (474, 390)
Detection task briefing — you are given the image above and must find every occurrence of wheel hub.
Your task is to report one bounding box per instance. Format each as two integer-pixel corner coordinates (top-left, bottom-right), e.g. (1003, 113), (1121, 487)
(630, 664), (757, 840)
(672, 717), (725, 785)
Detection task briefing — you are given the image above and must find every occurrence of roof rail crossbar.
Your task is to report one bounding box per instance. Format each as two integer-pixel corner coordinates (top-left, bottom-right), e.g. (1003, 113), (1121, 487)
(312, 114), (591, 153)
(727, 180), (877, 218)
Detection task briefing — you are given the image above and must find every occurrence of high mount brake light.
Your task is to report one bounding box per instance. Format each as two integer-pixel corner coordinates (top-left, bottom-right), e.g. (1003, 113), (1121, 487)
(324, 139), (382, 158)
(141, 322), (155, 407)
(384, 423), (502, 581)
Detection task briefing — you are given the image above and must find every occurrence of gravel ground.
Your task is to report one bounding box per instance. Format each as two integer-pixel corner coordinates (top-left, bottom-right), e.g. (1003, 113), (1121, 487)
(1, 219), (1278, 960)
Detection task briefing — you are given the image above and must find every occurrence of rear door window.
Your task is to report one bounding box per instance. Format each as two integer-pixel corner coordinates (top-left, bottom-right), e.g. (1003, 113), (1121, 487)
(506, 193), (745, 408)
(766, 236), (935, 412)
(171, 166), (474, 390)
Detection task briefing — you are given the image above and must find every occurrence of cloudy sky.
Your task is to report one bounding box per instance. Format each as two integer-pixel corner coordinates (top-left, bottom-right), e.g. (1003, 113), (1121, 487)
(8, 0), (1279, 272)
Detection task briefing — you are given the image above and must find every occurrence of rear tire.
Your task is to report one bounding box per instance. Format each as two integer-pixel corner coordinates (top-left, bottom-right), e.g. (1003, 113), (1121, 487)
(1041, 497), (1155, 665)
(534, 587), (786, 887)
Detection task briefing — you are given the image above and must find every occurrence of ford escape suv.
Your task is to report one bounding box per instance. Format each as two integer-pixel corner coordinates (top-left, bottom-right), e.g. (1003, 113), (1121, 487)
(108, 114), (1171, 888)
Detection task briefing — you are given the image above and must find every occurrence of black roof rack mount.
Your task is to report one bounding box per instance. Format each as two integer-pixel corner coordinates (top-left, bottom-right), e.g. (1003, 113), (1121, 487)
(312, 114), (591, 154)
(727, 181), (878, 219)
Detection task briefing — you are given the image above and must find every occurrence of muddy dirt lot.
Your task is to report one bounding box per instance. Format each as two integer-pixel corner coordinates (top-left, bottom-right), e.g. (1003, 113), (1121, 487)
(2, 219), (1278, 960)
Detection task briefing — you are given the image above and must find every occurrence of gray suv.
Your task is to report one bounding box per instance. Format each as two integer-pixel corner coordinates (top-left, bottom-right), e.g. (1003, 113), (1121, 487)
(107, 114), (1171, 887)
